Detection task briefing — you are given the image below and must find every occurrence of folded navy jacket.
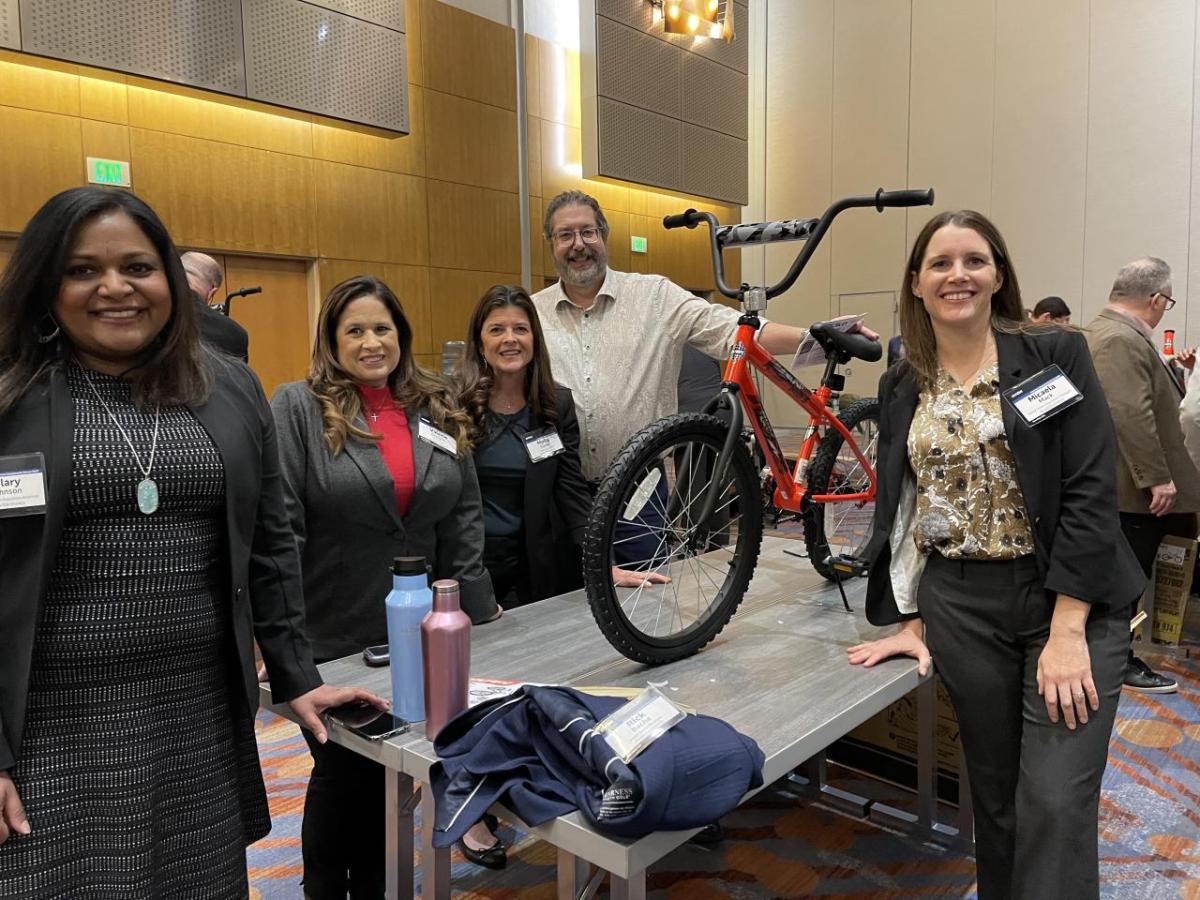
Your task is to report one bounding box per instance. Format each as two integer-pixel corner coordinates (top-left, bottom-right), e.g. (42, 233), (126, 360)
(429, 685), (765, 847)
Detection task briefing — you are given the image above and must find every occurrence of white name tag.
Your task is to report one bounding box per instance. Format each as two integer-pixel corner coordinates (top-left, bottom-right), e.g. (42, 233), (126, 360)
(524, 428), (565, 463)
(0, 452), (48, 517)
(1002, 364), (1084, 426)
(418, 419), (458, 456)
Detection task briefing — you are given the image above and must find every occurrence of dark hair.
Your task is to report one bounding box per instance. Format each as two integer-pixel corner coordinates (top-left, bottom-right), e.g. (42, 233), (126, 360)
(1031, 296), (1071, 320)
(543, 190), (610, 241)
(899, 209), (1026, 390)
(456, 284), (558, 442)
(307, 275), (472, 455)
(0, 186), (208, 413)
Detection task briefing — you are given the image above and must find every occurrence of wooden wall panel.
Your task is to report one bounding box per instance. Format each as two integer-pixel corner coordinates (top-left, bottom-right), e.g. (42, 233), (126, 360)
(991, 0), (1089, 312)
(311, 161), (429, 265)
(907, 0), (995, 230)
(406, 0), (426, 88)
(1083, 0), (1194, 334)
(429, 266), (522, 349)
(424, 90), (518, 192)
(81, 120), (130, 165)
(78, 69), (128, 124)
(0, 107), (84, 234)
(427, 180), (521, 272)
(0, 49), (78, 116)
(540, 119), (629, 213)
(223, 255), (312, 399)
(421, 0), (516, 110)
(829, 0), (911, 298)
(311, 86), (426, 177)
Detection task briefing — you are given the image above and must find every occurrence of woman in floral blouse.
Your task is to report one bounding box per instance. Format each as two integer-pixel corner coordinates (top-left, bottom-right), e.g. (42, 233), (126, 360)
(847, 210), (1144, 900)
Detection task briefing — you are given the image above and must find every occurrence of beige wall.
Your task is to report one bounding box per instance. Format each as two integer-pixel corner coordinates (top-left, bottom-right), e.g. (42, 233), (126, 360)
(762, 0), (1200, 420)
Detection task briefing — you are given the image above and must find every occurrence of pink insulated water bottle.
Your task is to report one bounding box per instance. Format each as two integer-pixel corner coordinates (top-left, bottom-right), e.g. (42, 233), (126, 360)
(420, 579), (471, 739)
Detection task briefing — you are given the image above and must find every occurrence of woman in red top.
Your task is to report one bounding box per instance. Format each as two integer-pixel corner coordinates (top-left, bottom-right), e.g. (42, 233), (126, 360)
(272, 275), (502, 897)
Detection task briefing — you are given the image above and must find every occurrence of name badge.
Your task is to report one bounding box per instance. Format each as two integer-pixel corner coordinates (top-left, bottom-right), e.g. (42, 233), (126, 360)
(524, 428), (565, 463)
(0, 452), (48, 518)
(418, 419), (458, 456)
(1002, 364), (1083, 426)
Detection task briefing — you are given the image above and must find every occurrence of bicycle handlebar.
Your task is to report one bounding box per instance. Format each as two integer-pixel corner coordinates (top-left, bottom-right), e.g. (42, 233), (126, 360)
(662, 187), (935, 300)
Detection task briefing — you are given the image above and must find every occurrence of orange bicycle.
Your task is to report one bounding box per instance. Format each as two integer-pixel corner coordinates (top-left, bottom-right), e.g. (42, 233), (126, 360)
(582, 188), (934, 663)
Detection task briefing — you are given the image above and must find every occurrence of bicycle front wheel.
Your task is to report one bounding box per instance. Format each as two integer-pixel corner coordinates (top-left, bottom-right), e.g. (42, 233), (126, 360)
(582, 413), (763, 664)
(802, 398), (880, 580)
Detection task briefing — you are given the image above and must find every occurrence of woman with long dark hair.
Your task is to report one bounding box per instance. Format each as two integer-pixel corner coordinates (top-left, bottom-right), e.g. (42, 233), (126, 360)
(848, 209), (1144, 899)
(272, 274), (502, 892)
(0, 187), (380, 898)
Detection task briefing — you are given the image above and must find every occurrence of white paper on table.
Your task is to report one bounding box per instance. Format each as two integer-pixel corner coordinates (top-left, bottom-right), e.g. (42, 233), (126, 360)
(791, 314), (865, 368)
(468, 678), (524, 707)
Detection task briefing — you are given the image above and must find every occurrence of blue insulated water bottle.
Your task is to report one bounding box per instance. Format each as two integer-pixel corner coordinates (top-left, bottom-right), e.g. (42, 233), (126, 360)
(384, 556), (432, 722)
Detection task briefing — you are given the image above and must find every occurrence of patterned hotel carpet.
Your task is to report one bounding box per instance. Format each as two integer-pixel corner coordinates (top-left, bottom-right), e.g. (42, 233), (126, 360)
(248, 654), (1200, 899)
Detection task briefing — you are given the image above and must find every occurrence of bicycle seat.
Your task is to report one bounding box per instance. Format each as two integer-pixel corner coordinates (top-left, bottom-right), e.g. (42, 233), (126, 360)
(808, 322), (883, 363)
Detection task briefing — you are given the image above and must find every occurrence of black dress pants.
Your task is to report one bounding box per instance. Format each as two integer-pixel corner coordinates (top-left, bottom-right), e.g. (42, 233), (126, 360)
(301, 729), (385, 899)
(918, 553), (1128, 900)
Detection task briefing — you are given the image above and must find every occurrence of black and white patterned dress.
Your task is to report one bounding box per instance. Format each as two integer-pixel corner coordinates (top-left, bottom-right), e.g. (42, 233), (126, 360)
(0, 366), (268, 899)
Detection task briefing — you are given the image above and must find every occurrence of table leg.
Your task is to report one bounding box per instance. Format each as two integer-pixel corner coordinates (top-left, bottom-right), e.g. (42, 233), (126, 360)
(385, 770), (417, 900)
(556, 847), (591, 899)
(916, 675), (936, 830)
(608, 871), (646, 900)
(419, 780), (450, 900)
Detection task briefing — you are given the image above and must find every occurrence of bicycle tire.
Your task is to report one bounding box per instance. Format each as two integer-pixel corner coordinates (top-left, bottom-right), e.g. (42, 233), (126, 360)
(582, 413), (763, 664)
(802, 398), (881, 580)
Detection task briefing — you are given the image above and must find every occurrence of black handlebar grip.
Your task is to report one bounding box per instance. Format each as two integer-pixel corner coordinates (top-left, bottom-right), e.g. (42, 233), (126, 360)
(843, 332), (883, 363)
(663, 209), (700, 229)
(873, 188), (935, 211)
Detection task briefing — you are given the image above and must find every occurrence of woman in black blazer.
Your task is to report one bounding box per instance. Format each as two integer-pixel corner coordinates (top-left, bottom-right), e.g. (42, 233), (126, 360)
(0, 188), (379, 898)
(457, 285), (664, 607)
(847, 210), (1144, 900)
(272, 274), (502, 890)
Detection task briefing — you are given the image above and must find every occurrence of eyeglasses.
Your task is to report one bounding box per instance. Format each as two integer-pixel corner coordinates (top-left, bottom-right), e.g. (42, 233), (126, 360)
(550, 227), (603, 247)
(1154, 291), (1177, 310)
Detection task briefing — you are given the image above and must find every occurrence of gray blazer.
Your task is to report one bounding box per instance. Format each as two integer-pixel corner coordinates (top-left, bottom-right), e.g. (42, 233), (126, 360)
(272, 381), (496, 661)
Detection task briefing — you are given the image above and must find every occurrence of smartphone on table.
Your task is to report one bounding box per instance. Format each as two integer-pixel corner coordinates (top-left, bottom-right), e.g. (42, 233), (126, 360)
(363, 644), (390, 666)
(324, 701), (409, 741)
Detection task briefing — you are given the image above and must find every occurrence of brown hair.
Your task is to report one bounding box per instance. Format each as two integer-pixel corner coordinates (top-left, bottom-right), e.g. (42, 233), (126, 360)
(0, 186), (209, 413)
(307, 275), (472, 455)
(898, 209), (1029, 390)
(456, 284), (558, 441)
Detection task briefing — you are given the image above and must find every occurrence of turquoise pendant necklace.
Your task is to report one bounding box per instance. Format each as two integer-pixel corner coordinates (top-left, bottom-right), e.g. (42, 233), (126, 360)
(81, 369), (161, 515)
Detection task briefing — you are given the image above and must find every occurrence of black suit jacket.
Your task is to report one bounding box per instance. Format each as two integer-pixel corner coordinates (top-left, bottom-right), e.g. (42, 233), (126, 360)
(0, 353), (321, 770)
(519, 386), (594, 601)
(195, 298), (250, 362)
(864, 328), (1145, 626)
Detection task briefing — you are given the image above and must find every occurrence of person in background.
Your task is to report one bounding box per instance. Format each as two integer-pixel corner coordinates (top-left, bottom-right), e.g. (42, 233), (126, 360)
(1085, 258), (1200, 694)
(271, 275), (502, 891)
(1030, 295), (1072, 324)
(181, 250), (249, 361)
(886, 334), (905, 367)
(850, 209), (1143, 899)
(0, 187), (380, 898)
(457, 285), (667, 606)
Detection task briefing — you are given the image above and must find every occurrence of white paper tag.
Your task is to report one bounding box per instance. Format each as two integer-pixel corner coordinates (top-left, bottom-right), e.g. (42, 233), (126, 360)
(0, 453), (48, 517)
(596, 685), (685, 763)
(524, 428), (565, 463)
(418, 419), (458, 456)
(1002, 364), (1083, 426)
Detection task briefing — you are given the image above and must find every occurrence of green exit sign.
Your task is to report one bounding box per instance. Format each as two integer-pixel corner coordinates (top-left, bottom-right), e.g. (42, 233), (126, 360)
(631, 235), (648, 253)
(86, 157), (131, 187)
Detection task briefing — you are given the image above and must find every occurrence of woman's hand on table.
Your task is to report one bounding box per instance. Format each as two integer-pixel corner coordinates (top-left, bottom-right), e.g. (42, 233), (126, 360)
(846, 618), (930, 676)
(612, 566), (671, 588)
(288, 685), (390, 744)
(0, 772), (30, 844)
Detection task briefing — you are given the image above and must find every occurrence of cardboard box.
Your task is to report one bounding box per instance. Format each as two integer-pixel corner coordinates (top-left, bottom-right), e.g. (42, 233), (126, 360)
(1150, 535), (1196, 646)
(844, 676), (961, 775)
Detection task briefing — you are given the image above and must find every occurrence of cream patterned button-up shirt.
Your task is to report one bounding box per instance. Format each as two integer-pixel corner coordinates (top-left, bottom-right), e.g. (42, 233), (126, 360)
(533, 269), (743, 481)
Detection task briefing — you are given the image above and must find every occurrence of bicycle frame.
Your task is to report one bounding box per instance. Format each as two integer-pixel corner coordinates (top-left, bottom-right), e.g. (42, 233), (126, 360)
(706, 319), (877, 515)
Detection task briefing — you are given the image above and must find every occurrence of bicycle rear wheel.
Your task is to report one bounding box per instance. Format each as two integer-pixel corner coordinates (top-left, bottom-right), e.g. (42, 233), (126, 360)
(582, 413), (763, 664)
(802, 398), (880, 580)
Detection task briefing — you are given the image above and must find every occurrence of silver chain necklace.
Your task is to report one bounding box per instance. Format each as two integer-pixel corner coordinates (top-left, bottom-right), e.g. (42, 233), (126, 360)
(81, 369), (162, 515)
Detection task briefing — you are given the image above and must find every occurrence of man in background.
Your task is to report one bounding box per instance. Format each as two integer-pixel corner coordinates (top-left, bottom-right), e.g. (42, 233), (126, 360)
(1030, 295), (1072, 324)
(181, 250), (249, 362)
(1085, 257), (1199, 694)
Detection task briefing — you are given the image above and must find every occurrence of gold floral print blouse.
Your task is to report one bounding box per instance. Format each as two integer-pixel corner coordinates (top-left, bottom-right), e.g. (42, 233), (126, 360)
(907, 363), (1034, 559)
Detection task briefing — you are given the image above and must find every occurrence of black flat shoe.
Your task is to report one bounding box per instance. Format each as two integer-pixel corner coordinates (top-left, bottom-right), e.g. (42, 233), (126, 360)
(456, 836), (507, 870)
